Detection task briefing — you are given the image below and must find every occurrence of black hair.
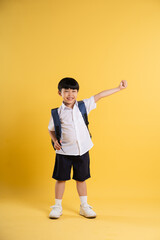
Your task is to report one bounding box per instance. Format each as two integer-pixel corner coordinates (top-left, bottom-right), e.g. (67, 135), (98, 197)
(58, 77), (79, 92)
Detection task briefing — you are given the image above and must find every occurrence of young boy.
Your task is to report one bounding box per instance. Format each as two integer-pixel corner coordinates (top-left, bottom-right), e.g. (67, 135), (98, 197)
(48, 77), (127, 219)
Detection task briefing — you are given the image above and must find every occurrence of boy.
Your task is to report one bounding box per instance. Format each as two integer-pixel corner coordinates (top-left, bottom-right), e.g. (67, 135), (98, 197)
(48, 77), (127, 219)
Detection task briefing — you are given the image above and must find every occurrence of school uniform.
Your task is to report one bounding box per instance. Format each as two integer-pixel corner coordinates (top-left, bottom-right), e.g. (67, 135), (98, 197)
(48, 95), (96, 181)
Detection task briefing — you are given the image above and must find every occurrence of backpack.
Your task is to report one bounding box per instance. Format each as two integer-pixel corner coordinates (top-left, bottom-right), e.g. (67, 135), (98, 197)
(50, 100), (92, 150)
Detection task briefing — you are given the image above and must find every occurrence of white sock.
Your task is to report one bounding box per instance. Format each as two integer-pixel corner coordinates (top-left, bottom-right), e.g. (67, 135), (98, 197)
(55, 198), (62, 206)
(80, 196), (88, 206)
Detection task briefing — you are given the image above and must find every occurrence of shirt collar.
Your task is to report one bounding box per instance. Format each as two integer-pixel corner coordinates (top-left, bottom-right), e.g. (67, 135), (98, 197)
(61, 100), (78, 110)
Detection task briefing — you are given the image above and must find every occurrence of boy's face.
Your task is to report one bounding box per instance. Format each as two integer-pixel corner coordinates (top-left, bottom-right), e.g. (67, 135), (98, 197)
(58, 88), (78, 106)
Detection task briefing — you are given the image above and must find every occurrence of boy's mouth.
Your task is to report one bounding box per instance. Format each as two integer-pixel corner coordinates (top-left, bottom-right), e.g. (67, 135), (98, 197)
(67, 98), (74, 100)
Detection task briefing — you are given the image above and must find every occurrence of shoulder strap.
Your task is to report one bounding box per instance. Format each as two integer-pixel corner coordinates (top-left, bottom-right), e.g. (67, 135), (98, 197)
(78, 101), (92, 138)
(51, 108), (61, 149)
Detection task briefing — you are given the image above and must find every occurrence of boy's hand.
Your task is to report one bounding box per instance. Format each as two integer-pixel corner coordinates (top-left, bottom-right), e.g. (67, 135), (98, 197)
(54, 139), (62, 150)
(118, 80), (128, 90)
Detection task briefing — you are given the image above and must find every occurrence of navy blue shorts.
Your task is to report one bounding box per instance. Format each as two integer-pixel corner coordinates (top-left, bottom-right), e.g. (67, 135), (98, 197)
(52, 151), (91, 181)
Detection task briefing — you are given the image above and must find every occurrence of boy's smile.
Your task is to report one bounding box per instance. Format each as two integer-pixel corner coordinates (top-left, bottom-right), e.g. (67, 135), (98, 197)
(58, 88), (78, 108)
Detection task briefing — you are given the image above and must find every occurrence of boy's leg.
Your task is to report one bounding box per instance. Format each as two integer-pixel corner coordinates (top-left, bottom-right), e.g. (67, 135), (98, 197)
(73, 152), (96, 218)
(76, 180), (96, 218)
(49, 180), (65, 219)
(76, 180), (87, 196)
(76, 180), (88, 205)
(74, 152), (89, 206)
(55, 180), (66, 199)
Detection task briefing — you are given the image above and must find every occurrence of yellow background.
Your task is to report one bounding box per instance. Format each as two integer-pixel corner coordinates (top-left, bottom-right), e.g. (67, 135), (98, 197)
(0, 0), (160, 239)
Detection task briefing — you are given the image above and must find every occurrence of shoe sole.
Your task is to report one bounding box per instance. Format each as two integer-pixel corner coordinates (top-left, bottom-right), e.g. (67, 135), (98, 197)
(80, 212), (96, 218)
(49, 212), (63, 219)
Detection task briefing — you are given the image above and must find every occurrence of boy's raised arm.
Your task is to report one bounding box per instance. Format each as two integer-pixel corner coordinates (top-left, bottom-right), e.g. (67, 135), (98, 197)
(94, 80), (128, 103)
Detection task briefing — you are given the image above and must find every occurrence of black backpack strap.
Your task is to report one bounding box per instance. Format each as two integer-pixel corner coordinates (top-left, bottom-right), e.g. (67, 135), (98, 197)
(78, 101), (92, 138)
(51, 108), (61, 149)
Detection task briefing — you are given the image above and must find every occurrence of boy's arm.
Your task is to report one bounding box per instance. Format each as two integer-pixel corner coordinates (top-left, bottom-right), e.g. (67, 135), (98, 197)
(94, 80), (127, 103)
(48, 130), (62, 150)
(48, 130), (57, 143)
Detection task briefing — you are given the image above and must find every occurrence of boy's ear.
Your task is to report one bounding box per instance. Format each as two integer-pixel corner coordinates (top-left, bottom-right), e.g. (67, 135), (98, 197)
(58, 90), (62, 96)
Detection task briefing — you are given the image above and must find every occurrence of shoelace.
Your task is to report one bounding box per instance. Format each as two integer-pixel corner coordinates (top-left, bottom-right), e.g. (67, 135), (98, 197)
(81, 204), (93, 209)
(50, 205), (62, 210)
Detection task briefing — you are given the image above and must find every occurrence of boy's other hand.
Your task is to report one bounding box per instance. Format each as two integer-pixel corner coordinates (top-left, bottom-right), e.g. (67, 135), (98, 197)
(54, 139), (62, 150)
(118, 80), (128, 90)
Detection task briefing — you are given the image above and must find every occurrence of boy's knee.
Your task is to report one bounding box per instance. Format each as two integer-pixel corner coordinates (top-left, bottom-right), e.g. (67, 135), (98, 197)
(76, 180), (85, 183)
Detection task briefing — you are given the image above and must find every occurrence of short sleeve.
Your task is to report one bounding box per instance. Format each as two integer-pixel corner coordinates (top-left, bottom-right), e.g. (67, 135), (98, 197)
(48, 115), (55, 131)
(82, 96), (97, 115)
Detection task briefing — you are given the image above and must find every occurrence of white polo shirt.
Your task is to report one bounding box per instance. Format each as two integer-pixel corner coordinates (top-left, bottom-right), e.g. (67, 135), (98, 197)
(48, 95), (96, 156)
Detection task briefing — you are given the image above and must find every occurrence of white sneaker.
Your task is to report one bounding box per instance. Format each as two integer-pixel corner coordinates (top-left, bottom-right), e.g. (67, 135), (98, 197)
(49, 205), (62, 219)
(80, 203), (96, 218)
